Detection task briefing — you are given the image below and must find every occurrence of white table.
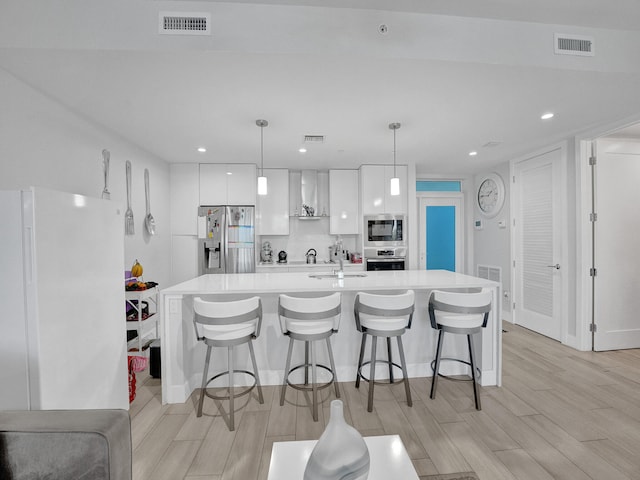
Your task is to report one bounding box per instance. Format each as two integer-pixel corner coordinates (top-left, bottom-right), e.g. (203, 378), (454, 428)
(267, 434), (419, 480)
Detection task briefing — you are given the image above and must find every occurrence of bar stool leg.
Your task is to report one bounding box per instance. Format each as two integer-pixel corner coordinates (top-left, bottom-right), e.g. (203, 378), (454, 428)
(304, 341), (310, 385)
(198, 345), (213, 417)
(326, 337), (340, 399)
(397, 336), (412, 407)
(280, 336), (294, 406)
(367, 335), (377, 412)
(468, 334), (481, 410)
(228, 345), (235, 431)
(310, 340), (318, 421)
(430, 329), (445, 400)
(355, 333), (367, 387)
(387, 337), (394, 383)
(248, 339), (264, 404)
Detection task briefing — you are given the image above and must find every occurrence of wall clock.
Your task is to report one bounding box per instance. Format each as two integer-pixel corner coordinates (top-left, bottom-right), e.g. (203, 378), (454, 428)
(477, 173), (505, 218)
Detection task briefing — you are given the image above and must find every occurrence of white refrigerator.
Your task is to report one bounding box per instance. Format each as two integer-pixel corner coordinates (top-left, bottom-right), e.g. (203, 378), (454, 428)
(0, 187), (129, 410)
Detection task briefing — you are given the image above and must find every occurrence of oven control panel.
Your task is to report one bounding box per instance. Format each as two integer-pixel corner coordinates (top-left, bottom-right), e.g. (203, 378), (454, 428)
(364, 246), (407, 259)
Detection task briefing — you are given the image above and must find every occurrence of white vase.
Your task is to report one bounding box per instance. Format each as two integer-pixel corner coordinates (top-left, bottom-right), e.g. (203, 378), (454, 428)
(303, 399), (370, 480)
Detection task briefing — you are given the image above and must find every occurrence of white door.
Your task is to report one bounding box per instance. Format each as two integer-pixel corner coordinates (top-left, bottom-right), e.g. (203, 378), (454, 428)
(513, 148), (563, 341)
(592, 139), (640, 350)
(419, 195), (463, 272)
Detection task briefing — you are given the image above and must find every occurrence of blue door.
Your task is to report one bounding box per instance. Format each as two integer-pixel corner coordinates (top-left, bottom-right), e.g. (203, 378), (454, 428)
(425, 205), (456, 271)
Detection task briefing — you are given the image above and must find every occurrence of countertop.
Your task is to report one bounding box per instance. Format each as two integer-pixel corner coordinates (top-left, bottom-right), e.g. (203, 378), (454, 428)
(257, 260), (363, 268)
(161, 269), (498, 296)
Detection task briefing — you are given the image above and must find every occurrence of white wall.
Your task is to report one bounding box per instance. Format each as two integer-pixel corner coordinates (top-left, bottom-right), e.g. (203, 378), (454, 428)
(0, 68), (171, 288)
(472, 163), (512, 319)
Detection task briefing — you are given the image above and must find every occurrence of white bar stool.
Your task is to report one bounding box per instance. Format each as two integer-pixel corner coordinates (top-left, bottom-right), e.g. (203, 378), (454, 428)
(354, 290), (415, 412)
(278, 292), (342, 422)
(193, 296), (264, 431)
(428, 289), (492, 410)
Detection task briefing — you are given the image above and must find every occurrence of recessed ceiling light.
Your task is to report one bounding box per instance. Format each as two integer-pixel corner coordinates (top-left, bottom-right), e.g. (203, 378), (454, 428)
(541, 112), (554, 120)
(197, 147), (207, 153)
(299, 148), (307, 153)
(469, 151), (478, 156)
(226, 171), (233, 175)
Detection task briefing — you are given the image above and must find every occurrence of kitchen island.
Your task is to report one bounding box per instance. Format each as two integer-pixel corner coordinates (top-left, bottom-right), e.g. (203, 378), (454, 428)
(159, 270), (501, 404)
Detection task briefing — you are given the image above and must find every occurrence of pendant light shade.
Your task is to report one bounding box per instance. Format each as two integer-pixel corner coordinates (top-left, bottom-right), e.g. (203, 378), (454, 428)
(257, 175), (268, 195)
(389, 122), (401, 196)
(256, 119), (268, 196)
(390, 177), (400, 196)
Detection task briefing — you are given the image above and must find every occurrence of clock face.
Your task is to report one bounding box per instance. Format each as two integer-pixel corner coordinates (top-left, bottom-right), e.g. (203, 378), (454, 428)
(477, 174), (505, 217)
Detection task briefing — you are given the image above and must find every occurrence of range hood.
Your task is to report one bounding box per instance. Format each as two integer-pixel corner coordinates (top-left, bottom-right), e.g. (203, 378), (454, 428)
(300, 169), (318, 217)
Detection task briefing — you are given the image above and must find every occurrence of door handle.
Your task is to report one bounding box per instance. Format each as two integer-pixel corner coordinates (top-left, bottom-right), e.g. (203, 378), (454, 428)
(547, 264), (560, 270)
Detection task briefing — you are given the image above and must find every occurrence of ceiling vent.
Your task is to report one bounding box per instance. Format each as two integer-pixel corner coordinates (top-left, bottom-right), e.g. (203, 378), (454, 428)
(159, 12), (211, 35)
(303, 135), (325, 143)
(554, 33), (594, 56)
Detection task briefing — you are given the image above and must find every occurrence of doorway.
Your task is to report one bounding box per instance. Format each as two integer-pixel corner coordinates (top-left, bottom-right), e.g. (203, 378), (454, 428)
(419, 194), (464, 272)
(512, 147), (566, 341)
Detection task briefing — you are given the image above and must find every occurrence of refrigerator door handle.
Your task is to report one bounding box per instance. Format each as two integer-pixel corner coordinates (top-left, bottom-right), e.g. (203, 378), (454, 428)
(24, 226), (34, 285)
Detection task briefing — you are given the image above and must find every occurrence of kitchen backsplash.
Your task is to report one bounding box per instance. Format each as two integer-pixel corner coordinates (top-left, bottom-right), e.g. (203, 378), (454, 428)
(259, 217), (358, 263)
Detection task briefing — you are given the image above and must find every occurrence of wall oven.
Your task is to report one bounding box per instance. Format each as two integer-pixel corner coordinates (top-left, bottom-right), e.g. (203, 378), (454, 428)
(364, 246), (407, 271)
(364, 214), (406, 247)
(366, 257), (406, 271)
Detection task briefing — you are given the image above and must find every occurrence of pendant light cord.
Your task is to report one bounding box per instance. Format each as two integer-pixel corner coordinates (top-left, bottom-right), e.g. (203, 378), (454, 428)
(260, 125), (264, 176)
(393, 127), (397, 178)
(389, 122), (400, 177)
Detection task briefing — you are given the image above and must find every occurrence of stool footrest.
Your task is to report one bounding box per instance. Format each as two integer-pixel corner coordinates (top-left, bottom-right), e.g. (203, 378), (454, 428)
(357, 360), (408, 386)
(204, 369), (259, 401)
(285, 363), (336, 393)
(430, 357), (481, 382)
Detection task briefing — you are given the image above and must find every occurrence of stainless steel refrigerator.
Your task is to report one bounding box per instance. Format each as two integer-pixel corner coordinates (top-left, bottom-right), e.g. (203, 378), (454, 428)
(197, 206), (255, 274)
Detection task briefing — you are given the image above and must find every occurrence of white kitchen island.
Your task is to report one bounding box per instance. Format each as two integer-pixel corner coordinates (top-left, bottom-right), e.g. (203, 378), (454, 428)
(159, 270), (501, 404)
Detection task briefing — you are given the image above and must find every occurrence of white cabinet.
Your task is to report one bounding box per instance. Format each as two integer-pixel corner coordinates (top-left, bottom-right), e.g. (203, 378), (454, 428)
(257, 169), (289, 235)
(170, 164), (199, 235)
(199, 163), (257, 205)
(329, 169), (359, 234)
(360, 165), (407, 215)
(125, 286), (159, 356)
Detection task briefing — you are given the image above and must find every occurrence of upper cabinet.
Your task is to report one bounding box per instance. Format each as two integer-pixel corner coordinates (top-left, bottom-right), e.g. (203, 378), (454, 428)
(329, 169), (359, 235)
(170, 163), (199, 235)
(360, 164), (407, 215)
(257, 169), (289, 235)
(199, 163), (256, 206)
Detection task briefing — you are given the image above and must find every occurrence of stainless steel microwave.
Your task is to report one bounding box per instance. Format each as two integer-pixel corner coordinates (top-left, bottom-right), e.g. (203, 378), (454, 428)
(364, 214), (406, 247)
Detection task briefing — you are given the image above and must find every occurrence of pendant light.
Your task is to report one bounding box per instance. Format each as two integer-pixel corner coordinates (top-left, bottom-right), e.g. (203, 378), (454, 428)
(256, 119), (268, 195)
(389, 122), (401, 196)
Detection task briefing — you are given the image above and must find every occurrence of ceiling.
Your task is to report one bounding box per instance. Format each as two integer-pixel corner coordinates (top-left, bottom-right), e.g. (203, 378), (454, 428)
(1, 0), (640, 175)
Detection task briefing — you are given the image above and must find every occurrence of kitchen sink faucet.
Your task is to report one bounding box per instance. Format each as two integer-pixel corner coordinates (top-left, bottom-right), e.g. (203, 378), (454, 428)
(334, 236), (344, 279)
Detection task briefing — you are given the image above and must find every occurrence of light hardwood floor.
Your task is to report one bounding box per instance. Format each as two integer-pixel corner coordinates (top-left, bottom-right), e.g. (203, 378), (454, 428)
(130, 322), (640, 480)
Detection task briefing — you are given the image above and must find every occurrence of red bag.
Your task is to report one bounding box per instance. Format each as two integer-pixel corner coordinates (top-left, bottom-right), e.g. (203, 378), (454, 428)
(128, 370), (136, 403)
(127, 356), (139, 402)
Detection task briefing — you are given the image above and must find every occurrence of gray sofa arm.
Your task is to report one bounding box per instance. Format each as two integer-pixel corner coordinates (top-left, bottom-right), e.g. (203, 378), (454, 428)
(0, 409), (131, 480)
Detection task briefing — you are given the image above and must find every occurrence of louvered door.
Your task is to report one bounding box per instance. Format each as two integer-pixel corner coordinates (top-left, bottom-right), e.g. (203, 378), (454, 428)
(513, 148), (563, 341)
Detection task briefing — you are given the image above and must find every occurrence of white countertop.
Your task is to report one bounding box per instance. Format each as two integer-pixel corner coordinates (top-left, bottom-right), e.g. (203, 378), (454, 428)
(257, 260), (363, 268)
(162, 269), (498, 296)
